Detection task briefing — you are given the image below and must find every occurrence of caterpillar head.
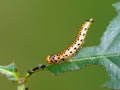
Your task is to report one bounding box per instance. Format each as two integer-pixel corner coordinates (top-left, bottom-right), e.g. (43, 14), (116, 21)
(46, 55), (56, 64)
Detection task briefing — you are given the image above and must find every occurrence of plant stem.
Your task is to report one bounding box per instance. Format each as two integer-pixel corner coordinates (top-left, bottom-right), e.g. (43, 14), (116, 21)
(17, 84), (25, 90)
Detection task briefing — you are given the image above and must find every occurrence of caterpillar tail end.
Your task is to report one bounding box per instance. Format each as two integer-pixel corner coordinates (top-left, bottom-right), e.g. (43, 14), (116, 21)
(89, 18), (94, 22)
(86, 18), (94, 22)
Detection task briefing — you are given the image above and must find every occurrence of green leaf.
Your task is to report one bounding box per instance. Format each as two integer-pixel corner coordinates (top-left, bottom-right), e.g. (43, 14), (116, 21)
(47, 1), (120, 89)
(0, 63), (20, 82)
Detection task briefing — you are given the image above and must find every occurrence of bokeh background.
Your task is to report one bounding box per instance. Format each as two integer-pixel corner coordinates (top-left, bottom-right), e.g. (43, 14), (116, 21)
(0, 0), (119, 90)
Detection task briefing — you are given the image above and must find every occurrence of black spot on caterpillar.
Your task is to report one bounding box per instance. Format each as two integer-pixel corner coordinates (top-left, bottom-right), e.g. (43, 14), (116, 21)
(46, 18), (94, 64)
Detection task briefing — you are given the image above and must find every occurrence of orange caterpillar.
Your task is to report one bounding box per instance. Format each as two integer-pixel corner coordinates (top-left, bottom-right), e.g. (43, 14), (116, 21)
(46, 19), (94, 64)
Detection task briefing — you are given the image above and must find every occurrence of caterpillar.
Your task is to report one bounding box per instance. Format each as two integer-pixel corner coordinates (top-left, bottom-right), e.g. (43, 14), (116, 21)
(46, 18), (94, 64)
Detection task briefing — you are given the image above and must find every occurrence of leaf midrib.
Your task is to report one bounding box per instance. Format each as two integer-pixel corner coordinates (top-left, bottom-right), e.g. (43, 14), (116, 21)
(70, 53), (120, 62)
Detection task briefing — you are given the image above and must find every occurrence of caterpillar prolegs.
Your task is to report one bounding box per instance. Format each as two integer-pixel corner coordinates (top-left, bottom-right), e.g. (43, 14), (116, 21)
(46, 18), (94, 64)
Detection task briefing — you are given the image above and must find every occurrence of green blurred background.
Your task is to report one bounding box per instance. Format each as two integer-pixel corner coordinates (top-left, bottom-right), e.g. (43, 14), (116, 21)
(0, 0), (119, 90)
